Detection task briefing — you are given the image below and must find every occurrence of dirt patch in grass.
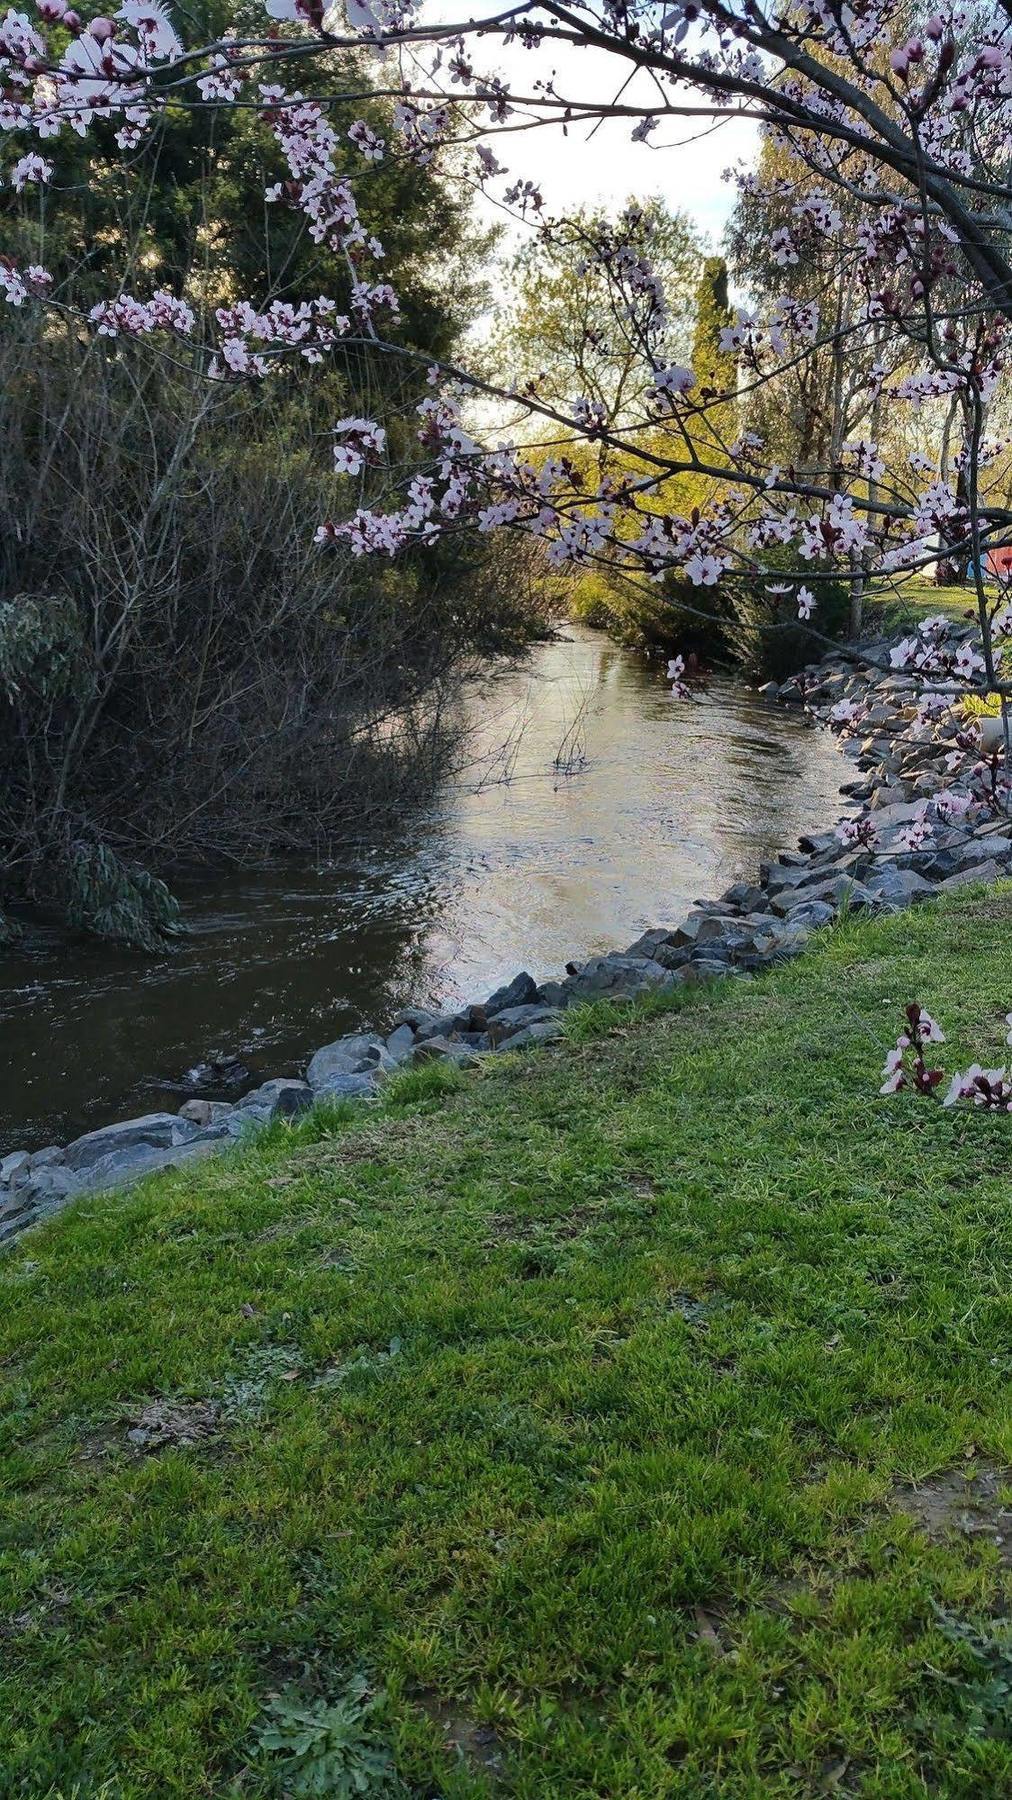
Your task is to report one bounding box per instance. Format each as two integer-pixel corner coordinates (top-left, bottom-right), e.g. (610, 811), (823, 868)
(125, 1398), (221, 1453)
(893, 1463), (1012, 1565)
(415, 1691), (507, 1781)
(0, 1580), (71, 1641)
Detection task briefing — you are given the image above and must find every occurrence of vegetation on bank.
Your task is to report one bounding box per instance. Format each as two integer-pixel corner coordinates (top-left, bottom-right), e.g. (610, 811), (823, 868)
(4, 887), (1012, 1796)
(0, 45), (552, 951)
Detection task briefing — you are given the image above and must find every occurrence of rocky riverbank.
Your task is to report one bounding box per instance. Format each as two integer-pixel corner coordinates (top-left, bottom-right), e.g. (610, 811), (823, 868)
(3, 620), (1008, 1248)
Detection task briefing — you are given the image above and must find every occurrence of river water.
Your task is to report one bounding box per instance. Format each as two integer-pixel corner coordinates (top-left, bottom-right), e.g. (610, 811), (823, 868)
(0, 628), (847, 1155)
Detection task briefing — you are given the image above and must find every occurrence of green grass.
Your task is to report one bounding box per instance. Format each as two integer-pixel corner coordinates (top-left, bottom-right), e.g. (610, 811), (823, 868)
(867, 577), (981, 629)
(5, 890), (1012, 1797)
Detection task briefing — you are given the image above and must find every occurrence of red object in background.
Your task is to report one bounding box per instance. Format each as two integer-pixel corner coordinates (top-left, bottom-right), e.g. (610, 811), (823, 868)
(987, 545), (1012, 577)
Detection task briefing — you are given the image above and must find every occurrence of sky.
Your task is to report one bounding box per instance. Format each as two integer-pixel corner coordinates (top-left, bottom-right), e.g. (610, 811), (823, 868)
(422, 3), (761, 251)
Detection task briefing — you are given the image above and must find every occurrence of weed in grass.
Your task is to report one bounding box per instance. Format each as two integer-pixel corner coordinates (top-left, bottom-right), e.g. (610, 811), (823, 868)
(254, 1675), (403, 1797)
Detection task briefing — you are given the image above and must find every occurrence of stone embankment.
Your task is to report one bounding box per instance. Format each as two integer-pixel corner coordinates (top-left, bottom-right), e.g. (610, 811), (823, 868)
(4, 623), (1007, 1247)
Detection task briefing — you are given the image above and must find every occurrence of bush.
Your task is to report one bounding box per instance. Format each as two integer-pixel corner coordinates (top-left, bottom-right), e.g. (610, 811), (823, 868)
(0, 319), (549, 946)
(726, 550), (851, 679)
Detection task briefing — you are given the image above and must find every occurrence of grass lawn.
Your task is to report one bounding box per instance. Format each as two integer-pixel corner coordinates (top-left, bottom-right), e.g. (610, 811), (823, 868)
(6, 890), (1012, 1798)
(866, 578), (982, 629)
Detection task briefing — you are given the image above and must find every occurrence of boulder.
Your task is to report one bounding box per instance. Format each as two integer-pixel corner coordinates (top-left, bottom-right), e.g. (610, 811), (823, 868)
(388, 1006), (453, 1041)
(0, 1151), (30, 1188)
(485, 971), (539, 1016)
(234, 1078), (313, 1121)
(561, 953), (671, 1003)
(408, 1036), (484, 1069)
(0, 1190), (39, 1242)
(487, 1003), (561, 1043)
(939, 859), (1002, 891)
(863, 866), (935, 906)
(63, 1113), (200, 1173)
(306, 1033), (392, 1092)
(503, 1019), (566, 1050)
(535, 980), (569, 1009)
(384, 1023), (416, 1061)
(309, 1071), (379, 1103)
(178, 1098), (233, 1127)
(782, 898), (837, 931)
(74, 1138), (221, 1197)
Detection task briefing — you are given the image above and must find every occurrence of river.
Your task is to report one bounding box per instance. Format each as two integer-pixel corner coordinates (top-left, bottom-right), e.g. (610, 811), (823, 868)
(0, 628), (846, 1155)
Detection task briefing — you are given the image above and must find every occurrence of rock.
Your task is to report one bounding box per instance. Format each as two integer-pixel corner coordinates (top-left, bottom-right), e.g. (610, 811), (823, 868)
(625, 928), (680, 959)
(561, 953), (671, 1003)
(503, 1020), (566, 1050)
(235, 1078), (313, 1121)
(178, 1098), (233, 1127)
(485, 970), (539, 1015)
(486, 1003), (561, 1043)
(0, 1191), (39, 1242)
(535, 980), (568, 1009)
(389, 1006), (450, 1040)
(782, 898), (837, 931)
(951, 834), (1012, 869)
(306, 1033), (392, 1092)
(28, 1145), (64, 1170)
(385, 1023), (416, 1061)
(448, 1002), (488, 1035)
(939, 859), (1001, 891)
(63, 1113), (200, 1173)
(863, 866), (935, 906)
(75, 1139), (220, 1195)
(0, 1151), (31, 1188)
(408, 1036), (484, 1069)
(309, 1071), (379, 1103)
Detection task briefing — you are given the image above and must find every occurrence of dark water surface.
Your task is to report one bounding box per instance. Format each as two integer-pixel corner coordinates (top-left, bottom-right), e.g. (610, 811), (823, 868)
(1, 628), (846, 1154)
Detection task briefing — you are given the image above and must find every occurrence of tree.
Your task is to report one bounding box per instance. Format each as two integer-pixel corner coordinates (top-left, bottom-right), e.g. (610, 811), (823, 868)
(495, 198), (702, 444)
(5, 0), (1012, 901)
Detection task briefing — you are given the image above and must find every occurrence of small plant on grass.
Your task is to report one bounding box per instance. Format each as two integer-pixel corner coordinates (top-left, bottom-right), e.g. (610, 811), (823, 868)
(880, 1002), (1012, 1110)
(929, 1607), (1012, 1740)
(255, 1675), (403, 1797)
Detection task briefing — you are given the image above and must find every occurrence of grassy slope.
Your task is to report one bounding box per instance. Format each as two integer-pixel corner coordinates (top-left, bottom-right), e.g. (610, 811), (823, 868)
(867, 579), (980, 628)
(4, 890), (1012, 1798)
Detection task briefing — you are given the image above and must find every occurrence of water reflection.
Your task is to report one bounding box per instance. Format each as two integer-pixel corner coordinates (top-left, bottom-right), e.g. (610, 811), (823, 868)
(0, 627), (845, 1152)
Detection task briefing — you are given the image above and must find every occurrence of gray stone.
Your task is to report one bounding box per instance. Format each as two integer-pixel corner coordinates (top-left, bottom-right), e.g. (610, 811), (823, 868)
(235, 1078), (312, 1120)
(487, 1003), (561, 1042)
(308, 1071), (379, 1103)
(0, 1151), (30, 1188)
(306, 1033), (392, 1091)
(408, 1036), (484, 1069)
(389, 1006), (453, 1041)
(385, 1023), (416, 1061)
(28, 1145), (64, 1171)
(951, 834), (1012, 869)
(562, 953), (670, 1002)
(535, 980), (568, 1009)
(74, 1139), (222, 1197)
(939, 859), (1002, 891)
(863, 866), (935, 906)
(783, 899), (837, 931)
(503, 1020), (566, 1050)
(63, 1113), (200, 1173)
(485, 970), (539, 1015)
(625, 928), (680, 959)
(178, 1098), (233, 1127)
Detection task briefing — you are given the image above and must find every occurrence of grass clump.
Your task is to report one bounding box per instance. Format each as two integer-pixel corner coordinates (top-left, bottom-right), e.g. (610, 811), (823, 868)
(5, 890), (1012, 1794)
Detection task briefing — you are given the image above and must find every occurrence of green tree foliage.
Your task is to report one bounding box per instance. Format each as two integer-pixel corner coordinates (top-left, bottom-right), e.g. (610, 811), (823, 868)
(687, 254), (737, 464)
(494, 199), (702, 433)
